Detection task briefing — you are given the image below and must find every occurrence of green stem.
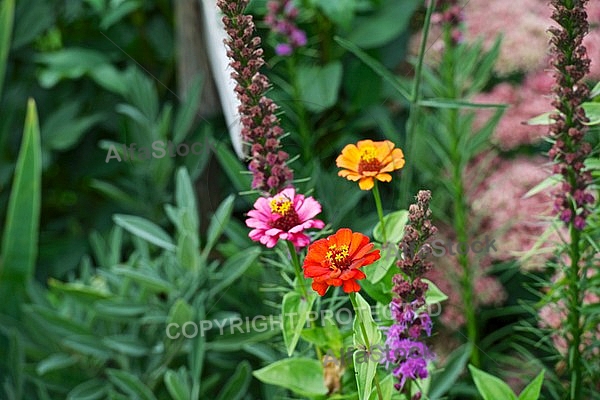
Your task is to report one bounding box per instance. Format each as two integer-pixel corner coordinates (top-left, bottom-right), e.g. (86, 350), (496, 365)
(399, 0), (435, 207)
(372, 181), (387, 243)
(567, 212), (582, 400)
(349, 293), (384, 400)
(287, 240), (308, 300)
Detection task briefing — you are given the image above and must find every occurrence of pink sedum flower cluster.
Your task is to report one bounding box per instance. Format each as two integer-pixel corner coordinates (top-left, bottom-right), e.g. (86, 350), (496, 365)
(246, 187), (325, 248)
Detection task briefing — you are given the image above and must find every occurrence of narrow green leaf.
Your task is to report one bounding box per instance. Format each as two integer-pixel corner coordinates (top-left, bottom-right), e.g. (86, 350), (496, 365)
(253, 358), (328, 397)
(523, 174), (561, 199)
(102, 335), (149, 357)
(0, 0), (15, 97)
(209, 247), (259, 298)
(106, 369), (157, 400)
(0, 99), (42, 317)
(112, 265), (173, 293)
(418, 98), (508, 109)
(335, 36), (410, 101)
(66, 379), (107, 400)
(518, 370), (545, 400)
(212, 141), (252, 193)
(469, 365), (517, 400)
(282, 291), (317, 356)
(202, 195), (235, 258)
(173, 74), (203, 144)
(164, 369), (191, 400)
(526, 111), (553, 126)
(215, 361), (252, 400)
(428, 343), (472, 399)
(36, 353), (77, 376)
(113, 214), (175, 251)
(61, 335), (110, 360)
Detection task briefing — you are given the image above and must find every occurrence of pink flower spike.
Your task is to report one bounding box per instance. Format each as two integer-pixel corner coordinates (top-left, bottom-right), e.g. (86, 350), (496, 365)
(245, 187), (325, 249)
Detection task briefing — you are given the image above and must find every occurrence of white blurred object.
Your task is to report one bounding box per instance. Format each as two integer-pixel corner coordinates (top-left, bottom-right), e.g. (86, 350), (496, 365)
(200, 0), (245, 159)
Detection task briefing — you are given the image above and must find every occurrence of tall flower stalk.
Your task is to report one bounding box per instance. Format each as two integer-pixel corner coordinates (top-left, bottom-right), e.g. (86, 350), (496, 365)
(383, 191), (437, 398)
(218, 0), (294, 193)
(547, 0), (594, 398)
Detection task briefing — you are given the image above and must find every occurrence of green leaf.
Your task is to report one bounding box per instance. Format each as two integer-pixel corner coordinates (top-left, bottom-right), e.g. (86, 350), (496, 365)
(315, 0), (355, 29)
(94, 301), (149, 318)
(67, 379), (107, 400)
(48, 279), (111, 302)
(61, 335), (111, 360)
(106, 369), (157, 400)
(173, 74), (203, 144)
(164, 369), (191, 400)
(36, 353), (77, 376)
(418, 98), (508, 109)
(369, 374), (393, 400)
(282, 291), (317, 356)
(102, 335), (150, 357)
(296, 62), (343, 112)
(590, 81), (600, 98)
(112, 265), (173, 293)
(202, 195), (235, 258)
(113, 214), (175, 251)
(41, 102), (102, 151)
(428, 343), (472, 399)
(365, 242), (395, 284)
(518, 370), (545, 400)
(373, 210), (408, 243)
(0, 99), (42, 317)
(523, 174), (561, 199)
(100, 0), (139, 29)
(354, 351), (378, 400)
(582, 102), (600, 125)
(469, 365), (517, 400)
(253, 358), (328, 397)
(215, 361), (252, 400)
(209, 247), (259, 298)
(0, 0), (15, 97)
(335, 36), (410, 101)
(347, 0), (419, 48)
(351, 292), (381, 400)
(212, 140), (252, 192)
(526, 111), (553, 126)
(423, 278), (448, 304)
(352, 292), (381, 347)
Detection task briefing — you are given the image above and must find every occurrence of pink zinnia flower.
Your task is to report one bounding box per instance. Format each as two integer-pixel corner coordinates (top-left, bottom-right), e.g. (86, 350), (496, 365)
(246, 187), (325, 248)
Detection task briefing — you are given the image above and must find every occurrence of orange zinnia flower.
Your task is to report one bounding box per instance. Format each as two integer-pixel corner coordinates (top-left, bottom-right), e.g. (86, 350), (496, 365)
(303, 228), (380, 296)
(336, 139), (405, 190)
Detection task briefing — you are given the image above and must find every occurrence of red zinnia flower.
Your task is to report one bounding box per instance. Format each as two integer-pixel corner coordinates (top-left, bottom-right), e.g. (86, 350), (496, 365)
(303, 228), (380, 296)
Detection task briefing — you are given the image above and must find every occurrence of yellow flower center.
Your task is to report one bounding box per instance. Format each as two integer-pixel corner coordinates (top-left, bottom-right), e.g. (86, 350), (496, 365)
(269, 196), (301, 231)
(325, 244), (350, 269)
(270, 197), (292, 215)
(358, 146), (383, 174)
(360, 147), (378, 163)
